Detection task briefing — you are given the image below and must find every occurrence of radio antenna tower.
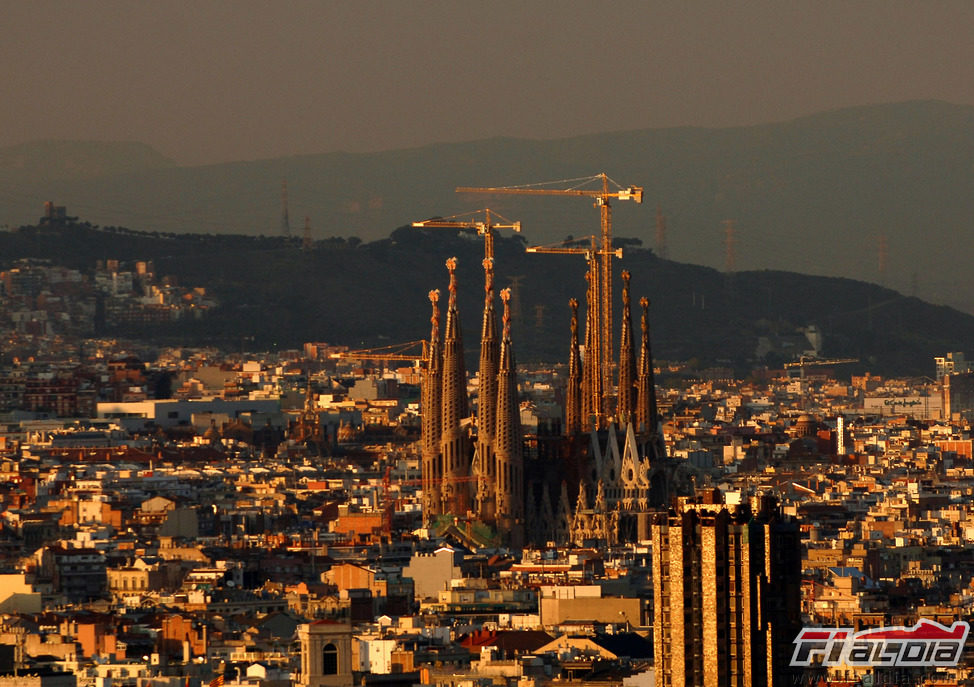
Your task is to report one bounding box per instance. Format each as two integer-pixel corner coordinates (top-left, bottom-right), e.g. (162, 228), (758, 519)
(303, 216), (313, 251)
(507, 275), (526, 327)
(281, 178), (291, 238)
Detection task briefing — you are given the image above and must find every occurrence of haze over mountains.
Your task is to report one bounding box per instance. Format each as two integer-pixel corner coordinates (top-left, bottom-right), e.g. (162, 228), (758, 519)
(2, 100), (973, 312)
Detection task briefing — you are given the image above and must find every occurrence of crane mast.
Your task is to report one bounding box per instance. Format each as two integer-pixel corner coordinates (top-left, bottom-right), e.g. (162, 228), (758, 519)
(460, 174), (642, 428)
(526, 236), (623, 427)
(597, 175), (613, 413)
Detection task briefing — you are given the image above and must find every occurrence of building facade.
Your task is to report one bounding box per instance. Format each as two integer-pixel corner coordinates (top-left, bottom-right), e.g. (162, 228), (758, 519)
(297, 620), (353, 687)
(651, 497), (801, 687)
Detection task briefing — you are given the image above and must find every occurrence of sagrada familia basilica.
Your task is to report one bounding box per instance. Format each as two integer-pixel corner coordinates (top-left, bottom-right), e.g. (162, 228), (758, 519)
(419, 224), (698, 548)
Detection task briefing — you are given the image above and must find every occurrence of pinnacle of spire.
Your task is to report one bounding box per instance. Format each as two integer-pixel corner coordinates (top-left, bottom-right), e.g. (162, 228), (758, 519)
(421, 288), (444, 523)
(446, 256), (459, 309)
(575, 480), (589, 513)
(440, 258), (469, 515)
(594, 479), (606, 513)
(441, 258), (467, 421)
(483, 257), (494, 302)
(500, 288), (512, 349)
(496, 289), (516, 444)
(476, 258), (500, 521)
(617, 270), (636, 422)
(636, 296), (666, 461)
(494, 286), (523, 526)
(428, 289), (441, 368)
(443, 258), (462, 349)
(479, 260), (499, 408)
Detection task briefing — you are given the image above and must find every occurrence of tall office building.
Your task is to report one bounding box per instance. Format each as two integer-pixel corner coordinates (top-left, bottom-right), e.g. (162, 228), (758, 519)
(651, 496), (801, 687)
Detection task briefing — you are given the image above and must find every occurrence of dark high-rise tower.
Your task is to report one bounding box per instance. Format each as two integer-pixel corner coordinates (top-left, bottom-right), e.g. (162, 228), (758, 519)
(421, 289), (442, 522)
(440, 257), (470, 516)
(617, 270), (636, 422)
(476, 257), (499, 520)
(494, 288), (524, 545)
(565, 298), (582, 437)
(651, 498), (801, 687)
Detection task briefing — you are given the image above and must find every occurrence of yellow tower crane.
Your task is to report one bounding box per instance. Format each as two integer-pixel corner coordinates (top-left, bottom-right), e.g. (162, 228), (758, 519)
(457, 173), (643, 421)
(525, 236), (623, 427)
(412, 208), (521, 261)
(330, 340), (430, 368)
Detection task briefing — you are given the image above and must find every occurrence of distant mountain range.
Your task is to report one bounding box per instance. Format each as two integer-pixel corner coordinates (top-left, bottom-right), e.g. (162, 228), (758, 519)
(2, 100), (973, 313)
(2, 221), (971, 378)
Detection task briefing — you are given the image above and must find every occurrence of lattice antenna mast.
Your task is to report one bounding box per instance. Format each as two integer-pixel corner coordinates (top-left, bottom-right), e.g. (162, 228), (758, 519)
(303, 217), (313, 251)
(507, 275), (526, 327)
(281, 178), (291, 237)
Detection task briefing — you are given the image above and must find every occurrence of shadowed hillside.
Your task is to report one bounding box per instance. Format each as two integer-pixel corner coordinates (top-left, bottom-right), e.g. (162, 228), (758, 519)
(1, 221), (969, 378)
(2, 101), (973, 313)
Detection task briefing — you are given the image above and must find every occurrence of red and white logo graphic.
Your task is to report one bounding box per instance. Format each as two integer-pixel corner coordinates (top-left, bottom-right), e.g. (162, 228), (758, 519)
(791, 620), (969, 667)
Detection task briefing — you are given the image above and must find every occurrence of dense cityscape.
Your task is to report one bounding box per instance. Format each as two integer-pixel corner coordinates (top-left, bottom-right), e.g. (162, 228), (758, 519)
(1, 177), (974, 687)
(5, 5), (974, 686)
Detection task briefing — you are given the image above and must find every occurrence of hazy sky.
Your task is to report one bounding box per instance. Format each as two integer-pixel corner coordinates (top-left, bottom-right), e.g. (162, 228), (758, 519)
(4, 1), (974, 166)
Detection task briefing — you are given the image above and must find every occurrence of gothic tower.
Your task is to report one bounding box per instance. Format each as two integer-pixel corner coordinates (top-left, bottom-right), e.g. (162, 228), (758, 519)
(494, 288), (524, 546)
(440, 257), (471, 516)
(421, 290), (443, 522)
(476, 257), (499, 520)
(565, 298), (582, 437)
(617, 270), (636, 423)
(636, 297), (666, 461)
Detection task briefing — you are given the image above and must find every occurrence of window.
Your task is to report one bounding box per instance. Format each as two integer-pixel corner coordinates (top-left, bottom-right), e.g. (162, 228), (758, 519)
(323, 642), (338, 675)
